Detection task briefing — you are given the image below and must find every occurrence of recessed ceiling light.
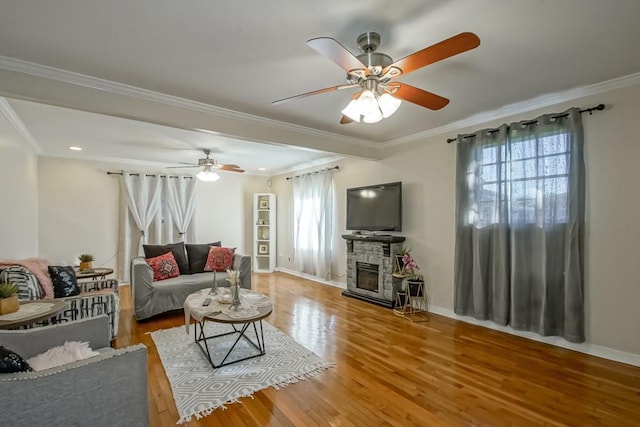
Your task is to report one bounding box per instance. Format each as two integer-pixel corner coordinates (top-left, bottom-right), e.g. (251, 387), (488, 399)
(68, 146), (82, 151)
(258, 167), (266, 171)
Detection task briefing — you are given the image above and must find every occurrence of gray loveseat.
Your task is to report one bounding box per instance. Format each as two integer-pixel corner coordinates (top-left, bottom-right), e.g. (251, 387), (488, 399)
(131, 252), (251, 320)
(0, 315), (148, 427)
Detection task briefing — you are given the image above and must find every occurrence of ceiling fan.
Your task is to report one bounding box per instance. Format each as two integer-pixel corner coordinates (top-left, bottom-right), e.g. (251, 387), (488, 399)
(273, 31), (480, 124)
(169, 149), (244, 181)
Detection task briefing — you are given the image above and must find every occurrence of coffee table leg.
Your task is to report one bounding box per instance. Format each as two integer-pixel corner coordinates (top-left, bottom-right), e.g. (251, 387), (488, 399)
(194, 320), (267, 368)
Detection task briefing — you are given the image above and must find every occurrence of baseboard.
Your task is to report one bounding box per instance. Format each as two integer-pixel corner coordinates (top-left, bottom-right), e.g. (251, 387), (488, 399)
(266, 269), (640, 367)
(428, 305), (640, 368)
(274, 267), (346, 289)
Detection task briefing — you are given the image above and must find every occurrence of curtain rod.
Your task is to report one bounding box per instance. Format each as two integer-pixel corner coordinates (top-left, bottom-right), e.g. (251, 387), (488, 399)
(446, 103), (605, 144)
(285, 165), (339, 181)
(106, 172), (193, 179)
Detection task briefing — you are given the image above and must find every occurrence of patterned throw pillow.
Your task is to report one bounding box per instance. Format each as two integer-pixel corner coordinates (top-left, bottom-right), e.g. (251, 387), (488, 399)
(204, 247), (236, 272)
(185, 241), (222, 274)
(143, 242), (190, 275)
(0, 266), (43, 300)
(48, 266), (80, 298)
(145, 252), (180, 281)
(0, 346), (33, 373)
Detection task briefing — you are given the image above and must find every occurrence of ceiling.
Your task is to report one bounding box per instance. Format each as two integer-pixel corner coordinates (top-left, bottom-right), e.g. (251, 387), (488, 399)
(1, 0), (639, 174)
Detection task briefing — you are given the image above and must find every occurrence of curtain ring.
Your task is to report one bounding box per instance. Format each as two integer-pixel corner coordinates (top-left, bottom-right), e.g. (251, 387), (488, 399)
(178, 231), (185, 236)
(140, 230), (145, 237)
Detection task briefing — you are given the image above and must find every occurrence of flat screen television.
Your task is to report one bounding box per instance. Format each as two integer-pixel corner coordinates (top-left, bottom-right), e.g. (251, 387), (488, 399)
(346, 181), (402, 232)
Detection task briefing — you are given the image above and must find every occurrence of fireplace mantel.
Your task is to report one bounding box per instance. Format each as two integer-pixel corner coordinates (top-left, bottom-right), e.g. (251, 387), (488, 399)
(341, 234), (405, 243)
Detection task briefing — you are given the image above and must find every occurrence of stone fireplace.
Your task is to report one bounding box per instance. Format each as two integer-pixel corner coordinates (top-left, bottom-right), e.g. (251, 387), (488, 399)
(342, 234), (405, 308)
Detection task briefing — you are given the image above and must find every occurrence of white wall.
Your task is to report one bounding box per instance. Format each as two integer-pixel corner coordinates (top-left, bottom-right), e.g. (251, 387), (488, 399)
(272, 82), (640, 357)
(0, 113), (38, 258)
(38, 157), (119, 266)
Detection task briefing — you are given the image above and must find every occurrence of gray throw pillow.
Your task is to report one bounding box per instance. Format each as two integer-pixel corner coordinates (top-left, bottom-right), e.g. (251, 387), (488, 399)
(48, 265), (80, 298)
(143, 242), (189, 275)
(186, 242), (222, 274)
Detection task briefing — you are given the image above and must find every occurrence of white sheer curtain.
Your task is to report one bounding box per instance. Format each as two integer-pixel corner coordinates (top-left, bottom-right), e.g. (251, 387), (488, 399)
(117, 173), (197, 281)
(292, 170), (335, 280)
(163, 176), (197, 243)
(117, 173), (162, 280)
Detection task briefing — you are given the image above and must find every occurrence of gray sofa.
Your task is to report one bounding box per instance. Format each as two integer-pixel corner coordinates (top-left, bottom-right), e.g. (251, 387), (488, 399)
(130, 253), (251, 320)
(0, 315), (148, 427)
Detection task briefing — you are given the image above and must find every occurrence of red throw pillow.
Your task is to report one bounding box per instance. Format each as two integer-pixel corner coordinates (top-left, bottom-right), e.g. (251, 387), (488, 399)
(145, 252), (180, 281)
(204, 247), (236, 272)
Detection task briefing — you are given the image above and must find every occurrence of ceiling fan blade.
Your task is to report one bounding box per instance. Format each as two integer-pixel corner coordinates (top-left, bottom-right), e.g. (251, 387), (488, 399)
(307, 37), (366, 73)
(392, 83), (449, 110)
(384, 32), (480, 76)
(166, 164), (200, 169)
(272, 84), (357, 105)
(218, 165), (245, 173)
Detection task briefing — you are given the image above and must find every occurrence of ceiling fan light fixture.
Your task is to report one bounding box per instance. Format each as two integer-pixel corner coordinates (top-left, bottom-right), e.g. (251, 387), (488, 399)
(362, 109), (383, 124)
(378, 93), (401, 118)
(357, 89), (379, 116)
(341, 99), (362, 122)
(196, 166), (220, 182)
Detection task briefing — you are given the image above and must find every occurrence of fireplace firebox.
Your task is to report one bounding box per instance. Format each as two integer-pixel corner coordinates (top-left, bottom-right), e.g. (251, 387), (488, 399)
(356, 262), (379, 292)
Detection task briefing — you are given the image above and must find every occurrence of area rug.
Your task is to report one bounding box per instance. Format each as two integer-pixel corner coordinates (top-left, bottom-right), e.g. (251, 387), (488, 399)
(151, 321), (333, 424)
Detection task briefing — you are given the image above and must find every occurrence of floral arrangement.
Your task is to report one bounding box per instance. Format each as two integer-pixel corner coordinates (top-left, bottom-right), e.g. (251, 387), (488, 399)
(397, 247), (423, 280)
(226, 269), (239, 286)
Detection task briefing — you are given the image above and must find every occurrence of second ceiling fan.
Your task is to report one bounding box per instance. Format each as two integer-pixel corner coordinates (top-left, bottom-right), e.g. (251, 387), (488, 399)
(169, 149), (244, 181)
(273, 31), (480, 124)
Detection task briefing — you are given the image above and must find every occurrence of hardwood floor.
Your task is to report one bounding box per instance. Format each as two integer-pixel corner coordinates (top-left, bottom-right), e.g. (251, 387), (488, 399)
(116, 273), (640, 426)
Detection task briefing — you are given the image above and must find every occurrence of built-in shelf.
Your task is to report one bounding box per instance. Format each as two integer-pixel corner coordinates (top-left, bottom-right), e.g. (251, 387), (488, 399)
(253, 193), (276, 273)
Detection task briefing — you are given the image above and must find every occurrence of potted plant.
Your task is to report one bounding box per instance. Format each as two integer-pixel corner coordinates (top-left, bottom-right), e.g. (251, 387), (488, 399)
(400, 251), (424, 296)
(0, 282), (20, 314)
(78, 254), (95, 271)
(394, 245), (411, 276)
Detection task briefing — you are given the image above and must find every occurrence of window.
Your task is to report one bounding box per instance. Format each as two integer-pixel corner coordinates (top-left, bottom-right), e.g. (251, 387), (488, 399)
(470, 131), (570, 228)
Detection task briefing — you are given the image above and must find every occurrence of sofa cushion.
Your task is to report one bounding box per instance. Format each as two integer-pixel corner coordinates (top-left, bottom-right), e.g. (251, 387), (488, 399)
(186, 242), (222, 274)
(146, 252), (180, 281)
(204, 247), (236, 272)
(143, 242), (189, 275)
(0, 346), (33, 373)
(0, 266), (43, 300)
(48, 265), (80, 298)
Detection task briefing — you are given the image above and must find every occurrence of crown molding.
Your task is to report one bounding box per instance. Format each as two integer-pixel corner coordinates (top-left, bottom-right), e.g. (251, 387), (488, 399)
(0, 55), (375, 149)
(0, 97), (41, 154)
(387, 71), (640, 146)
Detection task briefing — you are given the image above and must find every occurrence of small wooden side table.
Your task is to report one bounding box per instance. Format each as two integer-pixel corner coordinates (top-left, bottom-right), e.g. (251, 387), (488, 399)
(0, 300), (66, 330)
(76, 267), (114, 280)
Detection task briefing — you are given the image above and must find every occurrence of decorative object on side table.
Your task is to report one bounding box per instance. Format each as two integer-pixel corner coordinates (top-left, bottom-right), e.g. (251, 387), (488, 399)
(78, 253), (95, 271)
(0, 282), (19, 315)
(227, 269), (241, 310)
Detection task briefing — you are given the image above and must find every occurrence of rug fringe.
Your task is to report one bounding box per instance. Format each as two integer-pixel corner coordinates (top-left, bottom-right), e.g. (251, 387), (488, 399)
(271, 362), (334, 390)
(175, 362), (334, 424)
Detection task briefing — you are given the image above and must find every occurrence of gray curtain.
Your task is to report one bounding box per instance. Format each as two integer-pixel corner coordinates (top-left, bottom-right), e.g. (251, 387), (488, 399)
(454, 108), (585, 342)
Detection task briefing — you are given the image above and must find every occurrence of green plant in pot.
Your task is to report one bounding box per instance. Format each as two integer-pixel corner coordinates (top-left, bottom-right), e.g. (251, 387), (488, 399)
(78, 254), (95, 272)
(0, 282), (20, 314)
